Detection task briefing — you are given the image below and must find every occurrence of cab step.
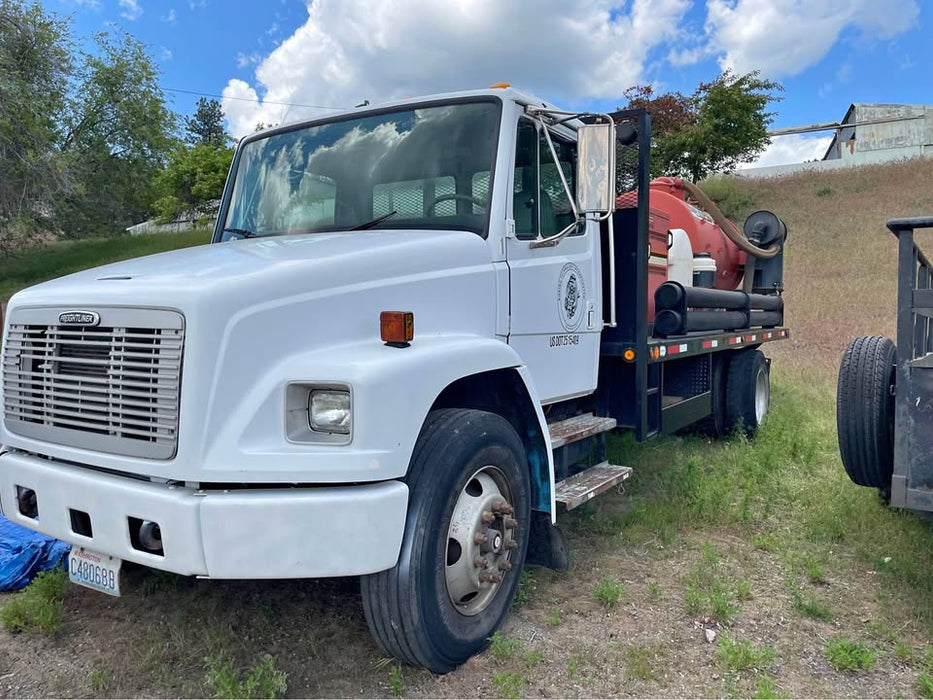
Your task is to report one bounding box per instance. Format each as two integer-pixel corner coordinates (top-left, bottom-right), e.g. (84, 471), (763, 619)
(547, 412), (616, 449)
(554, 462), (632, 510)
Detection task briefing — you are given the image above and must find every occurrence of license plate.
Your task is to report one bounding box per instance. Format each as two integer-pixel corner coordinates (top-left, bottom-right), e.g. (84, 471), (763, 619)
(68, 548), (122, 596)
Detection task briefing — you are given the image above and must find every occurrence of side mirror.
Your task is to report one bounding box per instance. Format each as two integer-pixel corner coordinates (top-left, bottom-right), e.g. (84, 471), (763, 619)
(576, 123), (616, 214)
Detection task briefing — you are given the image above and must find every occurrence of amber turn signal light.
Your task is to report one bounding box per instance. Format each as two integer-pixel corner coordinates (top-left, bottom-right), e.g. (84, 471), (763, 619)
(381, 311), (414, 346)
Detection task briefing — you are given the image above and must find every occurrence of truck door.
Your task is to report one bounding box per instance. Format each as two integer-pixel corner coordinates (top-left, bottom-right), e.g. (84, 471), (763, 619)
(506, 119), (602, 403)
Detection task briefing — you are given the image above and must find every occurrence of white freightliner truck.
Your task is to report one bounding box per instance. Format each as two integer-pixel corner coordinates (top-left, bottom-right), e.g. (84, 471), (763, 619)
(0, 87), (790, 672)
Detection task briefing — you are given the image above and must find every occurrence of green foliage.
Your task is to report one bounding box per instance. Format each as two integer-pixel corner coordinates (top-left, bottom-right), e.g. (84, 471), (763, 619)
(825, 637), (876, 671)
(682, 545), (742, 624)
(185, 97), (228, 147)
(386, 662), (403, 698)
(625, 644), (663, 681)
(154, 143), (233, 222)
(203, 654), (288, 699)
(716, 637), (776, 671)
(623, 70), (782, 181)
(512, 566), (536, 608)
(593, 575), (626, 609)
(791, 590), (834, 622)
(491, 671), (527, 699)
(488, 631), (523, 663)
(0, 1), (176, 245)
(0, 568), (67, 634)
(752, 675), (790, 699)
(918, 671), (933, 699)
(88, 667), (111, 693)
(547, 608), (562, 626)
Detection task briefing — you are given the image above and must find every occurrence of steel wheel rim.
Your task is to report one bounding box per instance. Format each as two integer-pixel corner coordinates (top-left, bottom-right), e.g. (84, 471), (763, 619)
(444, 465), (517, 616)
(755, 366), (770, 425)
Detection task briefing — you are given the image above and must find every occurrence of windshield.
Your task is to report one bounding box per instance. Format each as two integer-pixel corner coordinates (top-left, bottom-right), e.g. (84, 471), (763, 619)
(221, 100), (501, 239)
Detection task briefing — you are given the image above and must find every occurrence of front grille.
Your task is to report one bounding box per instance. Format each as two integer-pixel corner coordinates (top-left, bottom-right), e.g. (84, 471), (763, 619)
(2, 308), (184, 459)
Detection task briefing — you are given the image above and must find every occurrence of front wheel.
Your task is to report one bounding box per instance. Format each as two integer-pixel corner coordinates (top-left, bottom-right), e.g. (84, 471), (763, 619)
(361, 409), (531, 673)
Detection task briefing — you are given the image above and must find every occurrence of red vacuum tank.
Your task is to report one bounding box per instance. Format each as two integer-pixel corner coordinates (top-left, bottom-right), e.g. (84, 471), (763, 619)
(647, 177), (746, 290)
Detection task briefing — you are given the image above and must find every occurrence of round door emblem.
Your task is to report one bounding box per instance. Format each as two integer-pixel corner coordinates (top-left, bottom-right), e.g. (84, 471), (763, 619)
(557, 263), (586, 332)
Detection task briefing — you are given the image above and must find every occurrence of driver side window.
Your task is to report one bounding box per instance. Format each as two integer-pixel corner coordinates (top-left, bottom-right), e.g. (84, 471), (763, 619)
(513, 121), (578, 240)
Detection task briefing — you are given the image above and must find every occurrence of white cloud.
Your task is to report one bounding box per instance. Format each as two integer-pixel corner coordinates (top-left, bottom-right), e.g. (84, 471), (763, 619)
(737, 134), (834, 169)
(221, 0), (692, 137)
(704, 0), (919, 78)
(236, 52), (262, 69)
(118, 0), (142, 21)
(163, 8), (177, 23)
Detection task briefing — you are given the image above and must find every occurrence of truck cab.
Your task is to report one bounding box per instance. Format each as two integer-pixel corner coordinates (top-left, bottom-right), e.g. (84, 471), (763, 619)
(0, 87), (788, 672)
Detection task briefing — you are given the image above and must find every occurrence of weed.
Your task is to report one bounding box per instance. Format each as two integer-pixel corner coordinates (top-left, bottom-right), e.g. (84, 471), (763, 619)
(547, 608), (562, 626)
(791, 590), (834, 622)
(734, 579), (753, 601)
(0, 568), (67, 634)
(593, 575), (626, 609)
(488, 631), (523, 663)
(800, 555), (826, 584)
(512, 567), (536, 608)
(752, 675), (790, 699)
(647, 582), (663, 602)
(716, 637), (776, 672)
(709, 583), (742, 624)
(387, 663), (404, 698)
(625, 643), (662, 681)
(825, 637), (876, 672)
(88, 667), (111, 693)
(918, 671), (933, 699)
(895, 641), (916, 665)
(491, 671), (527, 699)
(522, 648), (543, 667)
(204, 654), (288, 699)
(566, 656), (580, 679)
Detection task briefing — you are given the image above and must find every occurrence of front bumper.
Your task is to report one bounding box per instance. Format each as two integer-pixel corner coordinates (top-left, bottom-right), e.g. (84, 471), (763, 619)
(0, 450), (408, 578)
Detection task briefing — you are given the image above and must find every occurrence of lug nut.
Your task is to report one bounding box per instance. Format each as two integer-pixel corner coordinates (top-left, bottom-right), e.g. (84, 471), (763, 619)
(491, 500), (514, 515)
(473, 556), (487, 569)
(481, 510), (495, 524)
(504, 540), (518, 551)
(498, 560), (512, 571)
(479, 572), (503, 584)
(474, 533), (488, 546)
(503, 517), (518, 529)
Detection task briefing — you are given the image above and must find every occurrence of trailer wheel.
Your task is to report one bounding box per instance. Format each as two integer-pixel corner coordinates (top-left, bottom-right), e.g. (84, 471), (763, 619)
(836, 336), (896, 491)
(361, 408), (530, 673)
(695, 354), (729, 436)
(725, 349), (770, 436)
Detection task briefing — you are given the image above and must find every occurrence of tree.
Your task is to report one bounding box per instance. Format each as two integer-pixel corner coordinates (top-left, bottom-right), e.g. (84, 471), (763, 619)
(0, 0), (72, 249)
(153, 142), (233, 222)
(622, 71), (782, 182)
(185, 97), (227, 147)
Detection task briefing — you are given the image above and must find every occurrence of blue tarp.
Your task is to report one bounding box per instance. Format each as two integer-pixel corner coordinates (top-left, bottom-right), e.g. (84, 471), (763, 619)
(0, 513), (70, 591)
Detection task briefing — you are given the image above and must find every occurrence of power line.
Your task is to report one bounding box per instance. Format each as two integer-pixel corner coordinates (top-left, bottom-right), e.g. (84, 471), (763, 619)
(163, 86), (347, 111)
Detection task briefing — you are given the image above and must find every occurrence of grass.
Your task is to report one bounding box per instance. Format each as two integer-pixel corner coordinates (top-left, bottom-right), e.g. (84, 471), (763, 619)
(682, 544), (743, 624)
(491, 671), (527, 698)
(791, 589), (835, 622)
(825, 637), (876, 672)
(88, 667), (111, 693)
(0, 568), (67, 634)
(488, 631), (523, 663)
(593, 575), (626, 609)
(919, 672), (933, 699)
(386, 662), (404, 698)
(203, 653), (288, 699)
(625, 643), (665, 681)
(752, 675), (790, 699)
(717, 637), (777, 672)
(0, 229), (211, 301)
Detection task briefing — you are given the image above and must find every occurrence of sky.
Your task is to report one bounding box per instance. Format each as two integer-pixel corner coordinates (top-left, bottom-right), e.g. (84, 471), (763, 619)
(53, 0), (929, 168)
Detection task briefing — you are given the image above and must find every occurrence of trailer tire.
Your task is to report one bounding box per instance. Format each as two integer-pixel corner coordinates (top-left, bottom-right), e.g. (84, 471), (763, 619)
(836, 336), (896, 491)
(725, 349), (770, 436)
(360, 408), (530, 673)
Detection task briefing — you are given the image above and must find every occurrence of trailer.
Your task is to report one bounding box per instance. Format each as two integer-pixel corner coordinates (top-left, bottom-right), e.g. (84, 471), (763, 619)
(838, 216), (933, 513)
(0, 87), (789, 672)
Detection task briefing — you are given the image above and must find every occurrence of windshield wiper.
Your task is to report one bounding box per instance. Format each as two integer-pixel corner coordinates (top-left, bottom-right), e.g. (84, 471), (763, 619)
(223, 227), (259, 239)
(349, 210), (398, 231)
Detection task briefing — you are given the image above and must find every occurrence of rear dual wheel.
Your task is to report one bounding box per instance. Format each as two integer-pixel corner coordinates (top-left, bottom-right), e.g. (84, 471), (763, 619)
(361, 409), (530, 673)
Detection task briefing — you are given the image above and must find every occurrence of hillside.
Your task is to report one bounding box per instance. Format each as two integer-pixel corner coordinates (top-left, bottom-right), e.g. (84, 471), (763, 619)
(709, 157), (933, 382)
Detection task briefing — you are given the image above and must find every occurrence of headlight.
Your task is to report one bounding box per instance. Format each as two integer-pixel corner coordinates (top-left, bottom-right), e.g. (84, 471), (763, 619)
(309, 390), (351, 434)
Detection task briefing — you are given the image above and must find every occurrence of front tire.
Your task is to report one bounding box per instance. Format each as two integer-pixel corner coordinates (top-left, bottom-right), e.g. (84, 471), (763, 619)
(361, 409), (531, 673)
